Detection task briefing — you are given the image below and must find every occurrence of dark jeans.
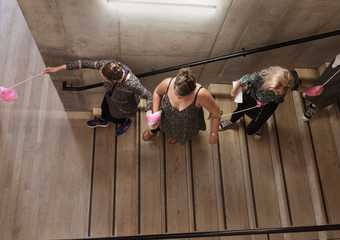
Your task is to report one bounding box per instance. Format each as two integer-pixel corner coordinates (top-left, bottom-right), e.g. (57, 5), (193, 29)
(101, 97), (127, 124)
(230, 93), (278, 135)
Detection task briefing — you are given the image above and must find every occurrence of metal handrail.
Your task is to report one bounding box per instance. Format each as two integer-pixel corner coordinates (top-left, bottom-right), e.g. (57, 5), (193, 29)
(62, 29), (340, 91)
(58, 224), (340, 240)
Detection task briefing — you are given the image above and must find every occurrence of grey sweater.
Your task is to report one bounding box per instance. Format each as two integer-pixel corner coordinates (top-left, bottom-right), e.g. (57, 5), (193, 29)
(66, 59), (152, 118)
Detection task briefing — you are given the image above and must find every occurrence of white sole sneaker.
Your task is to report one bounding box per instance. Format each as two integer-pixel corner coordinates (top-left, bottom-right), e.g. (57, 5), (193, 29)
(302, 115), (311, 122)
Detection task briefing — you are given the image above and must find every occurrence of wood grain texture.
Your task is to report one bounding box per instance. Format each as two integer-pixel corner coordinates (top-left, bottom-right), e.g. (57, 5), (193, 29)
(190, 109), (224, 233)
(139, 111), (165, 234)
(246, 121), (283, 240)
(165, 141), (194, 233)
(115, 117), (139, 235)
(275, 92), (316, 240)
(216, 96), (251, 240)
(90, 126), (115, 236)
(310, 108), (340, 239)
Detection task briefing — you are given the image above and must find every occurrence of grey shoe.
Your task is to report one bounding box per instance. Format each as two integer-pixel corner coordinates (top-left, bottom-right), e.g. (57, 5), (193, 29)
(219, 120), (237, 131)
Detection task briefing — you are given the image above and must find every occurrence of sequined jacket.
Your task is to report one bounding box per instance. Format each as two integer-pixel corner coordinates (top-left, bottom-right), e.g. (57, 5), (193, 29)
(240, 72), (285, 104)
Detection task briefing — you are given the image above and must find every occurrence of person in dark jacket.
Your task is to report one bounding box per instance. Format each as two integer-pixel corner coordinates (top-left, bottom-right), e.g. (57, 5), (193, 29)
(303, 54), (340, 121)
(219, 66), (300, 137)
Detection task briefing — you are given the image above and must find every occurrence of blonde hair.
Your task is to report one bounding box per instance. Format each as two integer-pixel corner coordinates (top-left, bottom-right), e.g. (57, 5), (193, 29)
(259, 66), (293, 95)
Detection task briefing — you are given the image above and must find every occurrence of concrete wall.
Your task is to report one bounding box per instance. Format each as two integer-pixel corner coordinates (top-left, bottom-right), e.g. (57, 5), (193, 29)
(0, 1), (92, 239)
(17, 0), (340, 111)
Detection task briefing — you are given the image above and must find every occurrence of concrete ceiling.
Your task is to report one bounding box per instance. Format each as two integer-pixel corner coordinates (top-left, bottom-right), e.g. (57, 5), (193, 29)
(18, 0), (340, 111)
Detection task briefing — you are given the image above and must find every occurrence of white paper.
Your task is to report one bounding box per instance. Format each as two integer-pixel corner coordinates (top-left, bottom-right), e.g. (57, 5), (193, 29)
(332, 54), (340, 68)
(232, 81), (243, 103)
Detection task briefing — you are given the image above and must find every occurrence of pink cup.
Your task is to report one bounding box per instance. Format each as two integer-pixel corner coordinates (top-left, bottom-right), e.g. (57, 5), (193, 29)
(146, 110), (162, 128)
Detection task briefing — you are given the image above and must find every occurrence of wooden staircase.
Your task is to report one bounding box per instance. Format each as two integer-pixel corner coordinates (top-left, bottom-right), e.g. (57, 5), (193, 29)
(82, 68), (340, 240)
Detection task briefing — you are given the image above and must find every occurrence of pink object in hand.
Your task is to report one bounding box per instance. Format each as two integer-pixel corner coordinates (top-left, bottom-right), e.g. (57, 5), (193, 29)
(256, 100), (266, 108)
(146, 110), (162, 128)
(303, 85), (324, 97)
(0, 86), (17, 102)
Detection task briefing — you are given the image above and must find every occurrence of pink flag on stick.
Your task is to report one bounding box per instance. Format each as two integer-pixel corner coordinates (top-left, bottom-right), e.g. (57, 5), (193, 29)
(303, 68), (340, 97)
(0, 73), (44, 103)
(0, 87), (17, 102)
(303, 85), (324, 97)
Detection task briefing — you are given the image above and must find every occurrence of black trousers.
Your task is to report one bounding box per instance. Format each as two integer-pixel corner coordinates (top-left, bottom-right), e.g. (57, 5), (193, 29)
(101, 97), (127, 124)
(230, 93), (278, 135)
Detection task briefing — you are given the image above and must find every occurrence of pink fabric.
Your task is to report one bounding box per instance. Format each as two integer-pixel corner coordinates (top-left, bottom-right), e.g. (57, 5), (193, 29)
(0, 87), (17, 102)
(303, 85), (324, 97)
(146, 110), (162, 128)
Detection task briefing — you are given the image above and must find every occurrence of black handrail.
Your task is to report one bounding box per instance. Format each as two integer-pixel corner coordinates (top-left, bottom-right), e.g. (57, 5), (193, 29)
(58, 224), (340, 240)
(62, 29), (340, 91)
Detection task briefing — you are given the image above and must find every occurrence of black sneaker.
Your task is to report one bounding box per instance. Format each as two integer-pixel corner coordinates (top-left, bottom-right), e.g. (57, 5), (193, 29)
(253, 127), (263, 140)
(116, 118), (131, 136)
(219, 120), (237, 131)
(86, 118), (109, 128)
(303, 103), (316, 122)
(302, 113), (311, 122)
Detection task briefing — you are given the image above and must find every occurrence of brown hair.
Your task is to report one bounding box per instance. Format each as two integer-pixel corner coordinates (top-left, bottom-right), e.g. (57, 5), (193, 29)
(101, 62), (125, 82)
(174, 68), (196, 96)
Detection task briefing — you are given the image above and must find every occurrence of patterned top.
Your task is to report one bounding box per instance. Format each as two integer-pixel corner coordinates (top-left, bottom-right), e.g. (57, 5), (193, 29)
(160, 79), (206, 144)
(66, 59), (152, 118)
(240, 73), (285, 104)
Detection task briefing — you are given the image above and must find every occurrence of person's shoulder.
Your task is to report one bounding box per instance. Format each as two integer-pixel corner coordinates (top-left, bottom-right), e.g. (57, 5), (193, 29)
(155, 77), (172, 94)
(159, 77), (173, 87)
(196, 86), (212, 100)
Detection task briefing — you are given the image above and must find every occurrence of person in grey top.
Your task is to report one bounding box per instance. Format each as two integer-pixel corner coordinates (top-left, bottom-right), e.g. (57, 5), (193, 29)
(44, 59), (152, 135)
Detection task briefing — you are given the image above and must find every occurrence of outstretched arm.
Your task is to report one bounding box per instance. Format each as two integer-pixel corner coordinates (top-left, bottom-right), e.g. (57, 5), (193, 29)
(43, 59), (111, 74)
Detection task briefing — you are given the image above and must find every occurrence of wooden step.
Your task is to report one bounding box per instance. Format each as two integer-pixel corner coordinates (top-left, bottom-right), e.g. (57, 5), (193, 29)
(83, 81), (340, 240)
(90, 126), (115, 237)
(115, 116), (139, 235)
(139, 111), (166, 234)
(215, 91), (253, 240)
(309, 106), (340, 240)
(190, 109), (224, 233)
(274, 92), (317, 240)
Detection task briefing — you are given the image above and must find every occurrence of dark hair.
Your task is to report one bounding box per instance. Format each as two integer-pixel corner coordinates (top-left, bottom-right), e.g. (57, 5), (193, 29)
(101, 62), (124, 82)
(174, 68), (196, 96)
(289, 70), (301, 90)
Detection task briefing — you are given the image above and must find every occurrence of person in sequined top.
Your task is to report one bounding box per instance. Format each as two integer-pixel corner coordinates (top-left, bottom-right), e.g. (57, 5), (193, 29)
(44, 59), (152, 135)
(219, 66), (300, 137)
(143, 68), (221, 144)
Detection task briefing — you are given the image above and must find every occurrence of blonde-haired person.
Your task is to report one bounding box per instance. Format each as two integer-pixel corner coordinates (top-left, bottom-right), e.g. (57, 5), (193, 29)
(143, 68), (221, 144)
(219, 66), (300, 137)
(44, 59), (152, 135)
